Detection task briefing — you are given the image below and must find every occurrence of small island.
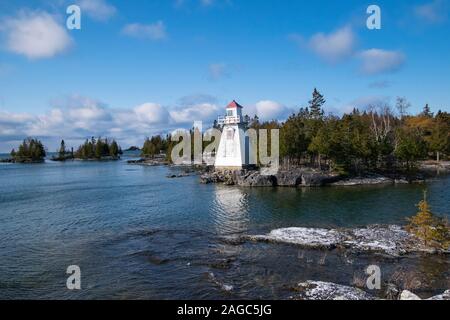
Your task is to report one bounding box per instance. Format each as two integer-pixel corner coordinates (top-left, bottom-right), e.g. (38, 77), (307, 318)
(124, 146), (141, 152)
(73, 137), (122, 161)
(1, 138), (46, 163)
(127, 135), (171, 166)
(52, 137), (122, 161)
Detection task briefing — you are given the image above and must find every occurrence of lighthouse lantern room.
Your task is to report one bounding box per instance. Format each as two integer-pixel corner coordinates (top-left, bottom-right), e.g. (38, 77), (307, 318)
(215, 100), (253, 170)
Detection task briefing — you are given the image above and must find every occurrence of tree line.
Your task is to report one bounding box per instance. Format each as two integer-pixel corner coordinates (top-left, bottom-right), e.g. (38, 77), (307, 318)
(277, 89), (449, 174)
(74, 137), (122, 160)
(141, 89), (449, 174)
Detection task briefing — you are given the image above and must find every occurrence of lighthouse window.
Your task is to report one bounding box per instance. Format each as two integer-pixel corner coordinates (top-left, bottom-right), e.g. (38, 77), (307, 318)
(227, 129), (235, 140)
(226, 110), (234, 117)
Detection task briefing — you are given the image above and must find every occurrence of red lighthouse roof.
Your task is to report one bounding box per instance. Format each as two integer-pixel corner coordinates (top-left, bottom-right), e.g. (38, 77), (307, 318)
(226, 100), (244, 109)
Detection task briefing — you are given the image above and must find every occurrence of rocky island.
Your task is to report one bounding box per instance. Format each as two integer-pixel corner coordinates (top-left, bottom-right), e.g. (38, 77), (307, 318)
(1, 138), (46, 163)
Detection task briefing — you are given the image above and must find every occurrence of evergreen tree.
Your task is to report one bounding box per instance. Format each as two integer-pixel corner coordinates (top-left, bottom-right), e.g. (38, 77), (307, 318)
(12, 138), (46, 162)
(110, 140), (119, 157)
(59, 140), (66, 158)
(394, 127), (427, 170)
(308, 88), (325, 120)
(422, 104), (433, 118)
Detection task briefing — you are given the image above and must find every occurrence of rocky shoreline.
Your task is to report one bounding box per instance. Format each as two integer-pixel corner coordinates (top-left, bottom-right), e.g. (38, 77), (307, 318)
(241, 225), (450, 256)
(290, 280), (450, 300)
(200, 169), (425, 187)
(127, 158), (169, 166)
(200, 162), (450, 187)
(0, 158), (45, 164)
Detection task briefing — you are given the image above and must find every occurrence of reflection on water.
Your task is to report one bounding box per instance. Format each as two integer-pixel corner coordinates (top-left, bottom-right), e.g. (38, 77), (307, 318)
(211, 186), (250, 236)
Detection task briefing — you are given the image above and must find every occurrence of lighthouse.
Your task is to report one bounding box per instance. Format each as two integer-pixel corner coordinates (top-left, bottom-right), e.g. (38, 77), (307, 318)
(215, 100), (253, 170)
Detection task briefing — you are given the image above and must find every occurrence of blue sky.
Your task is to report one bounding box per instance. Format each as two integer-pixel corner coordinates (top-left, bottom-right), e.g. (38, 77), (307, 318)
(0, 0), (449, 151)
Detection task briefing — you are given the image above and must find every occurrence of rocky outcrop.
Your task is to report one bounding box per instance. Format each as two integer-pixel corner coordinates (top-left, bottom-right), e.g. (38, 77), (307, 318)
(290, 281), (450, 300)
(275, 169), (304, 186)
(331, 175), (393, 186)
(234, 170), (276, 187)
(400, 289), (450, 300)
(426, 290), (450, 300)
(128, 158), (167, 166)
(243, 225), (449, 256)
(200, 169), (338, 187)
(248, 227), (344, 249)
(400, 290), (421, 300)
(291, 281), (376, 300)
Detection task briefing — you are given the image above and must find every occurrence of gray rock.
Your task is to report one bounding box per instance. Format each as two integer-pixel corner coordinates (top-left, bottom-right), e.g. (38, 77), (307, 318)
(292, 281), (376, 300)
(385, 283), (400, 300)
(244, 225), (448, 256)
(331, 175), (393, 186)
(275, 170), (304, 187)
(236, 171), (276, 187)
(427, 290), (450, 300)
(301, 172), (336, 186)
(246, 227), (343, 249)
(400, 290), (421, 300)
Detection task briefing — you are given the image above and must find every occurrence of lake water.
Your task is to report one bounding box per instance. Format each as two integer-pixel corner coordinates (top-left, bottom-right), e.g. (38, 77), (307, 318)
(0, 155), (449, 299)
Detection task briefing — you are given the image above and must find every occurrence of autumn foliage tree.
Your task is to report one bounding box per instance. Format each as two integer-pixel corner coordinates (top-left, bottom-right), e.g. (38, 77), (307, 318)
(407, 191), (450, 250)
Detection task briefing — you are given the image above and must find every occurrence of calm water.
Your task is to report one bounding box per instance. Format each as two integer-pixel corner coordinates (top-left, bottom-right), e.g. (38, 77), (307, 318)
(0, 155), (449, 299)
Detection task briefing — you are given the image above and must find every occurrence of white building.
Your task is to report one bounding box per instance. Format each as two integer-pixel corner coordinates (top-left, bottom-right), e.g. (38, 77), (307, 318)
(215, 100), (253, 170)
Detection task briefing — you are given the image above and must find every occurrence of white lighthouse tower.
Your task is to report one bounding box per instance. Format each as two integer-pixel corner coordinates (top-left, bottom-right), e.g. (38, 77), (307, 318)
(215, 100), (253, 170)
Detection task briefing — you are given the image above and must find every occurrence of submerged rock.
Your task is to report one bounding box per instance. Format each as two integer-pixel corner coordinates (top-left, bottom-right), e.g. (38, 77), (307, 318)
(292, 281), (376, 300)
(206, 272), (234, 293)
(244, 225), (449, 256)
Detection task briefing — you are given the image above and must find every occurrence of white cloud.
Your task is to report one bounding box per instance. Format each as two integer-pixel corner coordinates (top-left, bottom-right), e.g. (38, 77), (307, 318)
(414, 0), (448, 24)
(0, 95), (223, 151)
(122, 21), (167, 40)
(170, 103), (219, 124)
(253, 100), (291, 121)
(1, 11), (73, 59)
(134, 103), (171, 124)
(77, 0), (117, 21)
(358, 49), (405, 75)
(304, 26), (355, 63)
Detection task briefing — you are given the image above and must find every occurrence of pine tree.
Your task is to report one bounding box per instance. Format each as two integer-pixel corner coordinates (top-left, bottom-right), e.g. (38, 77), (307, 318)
(308, 88), (325, 119)
(59, 140), (66, 158)
(422, 104), (433, 118)
(110, 140), (119, 157)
